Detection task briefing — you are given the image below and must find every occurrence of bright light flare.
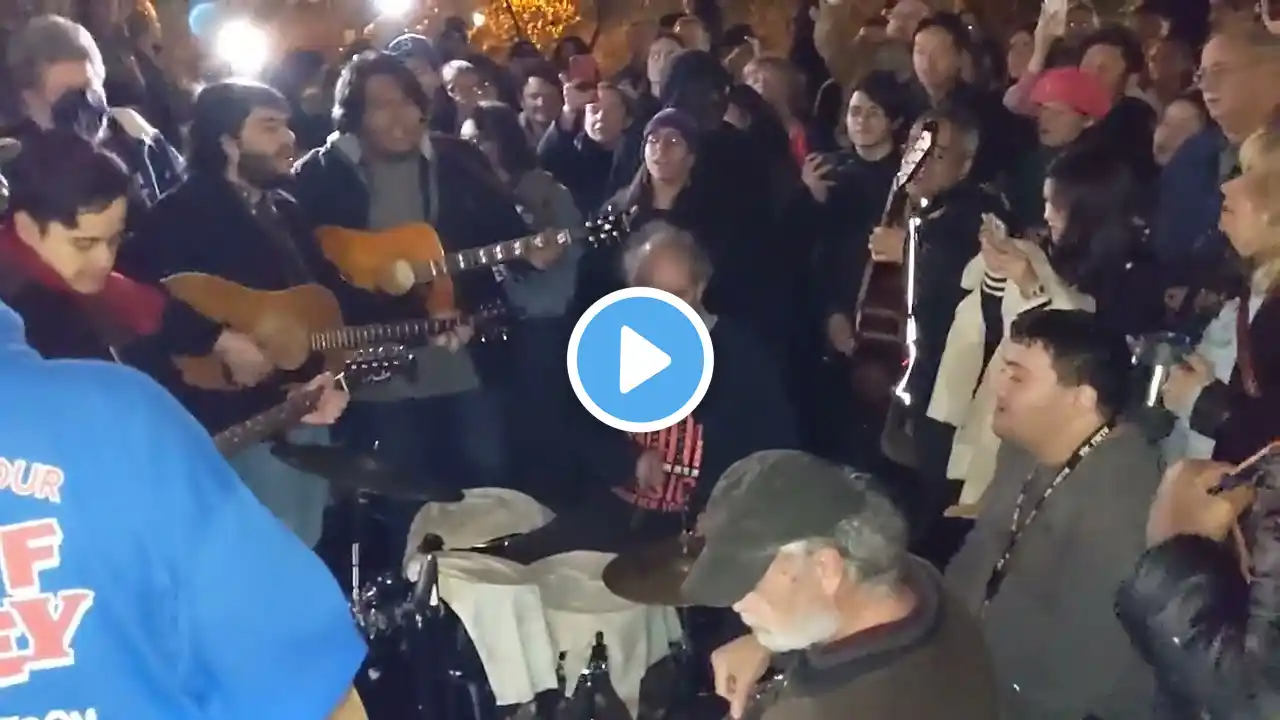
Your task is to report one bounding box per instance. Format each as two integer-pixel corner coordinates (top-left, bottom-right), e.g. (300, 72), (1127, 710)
(215, 19), (270, 76)
(471, 11), (486, 27)
(374, 0), (414, 16)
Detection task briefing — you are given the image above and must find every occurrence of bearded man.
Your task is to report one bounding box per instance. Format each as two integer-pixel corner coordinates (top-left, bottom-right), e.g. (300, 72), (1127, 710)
(121, 80), (351, 549)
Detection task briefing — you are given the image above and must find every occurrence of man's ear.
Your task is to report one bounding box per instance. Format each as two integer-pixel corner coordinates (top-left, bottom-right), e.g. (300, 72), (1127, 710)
(1071, 382), (1101, 416)
(13, 211), (40, 246)
(220, 134), (239, 166)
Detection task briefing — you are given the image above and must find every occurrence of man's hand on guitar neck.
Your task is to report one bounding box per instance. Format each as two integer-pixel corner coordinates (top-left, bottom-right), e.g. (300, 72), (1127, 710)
(430, 310), (474, 352)
(526, 229), (566, 270)
(297, 372), (351, 426)
(213, 330), (273, 387)
(868, 226), (907, 265)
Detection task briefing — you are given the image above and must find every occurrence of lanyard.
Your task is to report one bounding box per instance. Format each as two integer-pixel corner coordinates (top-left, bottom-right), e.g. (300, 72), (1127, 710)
(982, 423), (1114, 605)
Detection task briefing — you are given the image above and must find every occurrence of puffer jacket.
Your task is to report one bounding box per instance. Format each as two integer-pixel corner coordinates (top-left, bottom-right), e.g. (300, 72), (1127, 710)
(1115, 453), (1280, 719)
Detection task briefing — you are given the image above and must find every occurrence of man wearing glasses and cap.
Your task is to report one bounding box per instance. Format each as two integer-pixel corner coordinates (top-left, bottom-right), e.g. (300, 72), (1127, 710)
(686, 450), (997, 720)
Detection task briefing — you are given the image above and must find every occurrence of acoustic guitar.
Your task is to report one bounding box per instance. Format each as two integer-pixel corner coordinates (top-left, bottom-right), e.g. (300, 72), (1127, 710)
(162, 273), (504, 391)
(847, 121), (938, 406)
(212, 344), (413, 457)
(314, 213), (628, 314)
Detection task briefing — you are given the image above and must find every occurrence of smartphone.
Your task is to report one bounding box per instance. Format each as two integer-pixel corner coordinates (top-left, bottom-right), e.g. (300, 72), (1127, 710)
(981, 213), (1014, 252)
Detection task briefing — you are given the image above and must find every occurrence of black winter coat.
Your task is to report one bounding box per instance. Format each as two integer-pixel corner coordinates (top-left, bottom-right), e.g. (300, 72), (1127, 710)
(1116, 457), (1280, 719)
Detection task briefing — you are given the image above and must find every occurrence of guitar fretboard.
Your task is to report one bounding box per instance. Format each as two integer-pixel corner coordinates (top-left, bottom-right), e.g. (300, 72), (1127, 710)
(311, 318), (456, 351)
(415, 230), (570, 280)
(213, 389), (321, 456)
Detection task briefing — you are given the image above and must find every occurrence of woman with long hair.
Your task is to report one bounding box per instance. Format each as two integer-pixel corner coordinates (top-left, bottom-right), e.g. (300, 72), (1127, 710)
(932, 144), (1157, 512)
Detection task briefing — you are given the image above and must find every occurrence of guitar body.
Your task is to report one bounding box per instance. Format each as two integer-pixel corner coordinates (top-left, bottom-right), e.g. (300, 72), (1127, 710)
(316, 224), (455, 314)
(163, 273), (346, 390)
(844, 122), (937, 411)
(849, 262), (907, 406)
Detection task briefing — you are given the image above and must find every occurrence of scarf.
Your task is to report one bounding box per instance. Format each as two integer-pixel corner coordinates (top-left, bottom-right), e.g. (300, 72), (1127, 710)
(0, 222), (165, 346)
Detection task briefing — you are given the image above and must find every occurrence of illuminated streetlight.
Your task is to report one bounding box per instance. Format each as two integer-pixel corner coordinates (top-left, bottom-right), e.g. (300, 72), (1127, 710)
(472, 11), (486, 26)
(374, 0), (414, 16)
(215, 19), (270, 76)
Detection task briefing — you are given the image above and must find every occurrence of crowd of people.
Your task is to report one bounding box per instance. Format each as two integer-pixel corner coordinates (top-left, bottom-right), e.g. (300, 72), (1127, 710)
(0, 0), (1279, 717)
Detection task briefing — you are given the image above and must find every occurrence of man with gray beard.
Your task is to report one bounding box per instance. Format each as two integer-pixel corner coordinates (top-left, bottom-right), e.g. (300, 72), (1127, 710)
(683, 450), (997, 720)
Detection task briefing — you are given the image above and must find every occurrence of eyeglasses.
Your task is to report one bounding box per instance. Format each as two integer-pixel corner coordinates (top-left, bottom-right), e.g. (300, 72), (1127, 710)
(1194, 64), (1245, 89)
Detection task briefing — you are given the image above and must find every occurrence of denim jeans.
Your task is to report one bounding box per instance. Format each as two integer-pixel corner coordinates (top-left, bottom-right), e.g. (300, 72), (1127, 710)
(228, 424), (331, 548)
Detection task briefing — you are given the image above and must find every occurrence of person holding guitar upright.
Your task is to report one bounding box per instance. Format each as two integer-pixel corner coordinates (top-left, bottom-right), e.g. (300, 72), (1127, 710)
(869, 106), (1013, 535)
(121, 80), (350, 549)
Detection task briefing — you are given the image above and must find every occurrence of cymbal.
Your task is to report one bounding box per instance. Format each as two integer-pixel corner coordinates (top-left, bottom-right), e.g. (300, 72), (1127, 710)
(603, 533), (705, 607)
(271, 443), (462, 502)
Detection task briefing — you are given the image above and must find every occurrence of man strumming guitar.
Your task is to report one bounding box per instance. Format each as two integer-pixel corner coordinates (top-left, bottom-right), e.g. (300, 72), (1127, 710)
(120, 81), (349, 549)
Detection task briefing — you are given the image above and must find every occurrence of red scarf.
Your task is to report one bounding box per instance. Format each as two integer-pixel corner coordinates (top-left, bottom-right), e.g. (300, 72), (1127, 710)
(0, 222), (165, 344)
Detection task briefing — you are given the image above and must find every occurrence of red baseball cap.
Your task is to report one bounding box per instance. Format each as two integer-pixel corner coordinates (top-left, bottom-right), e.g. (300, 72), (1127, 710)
(1030, 67), (1113, 120)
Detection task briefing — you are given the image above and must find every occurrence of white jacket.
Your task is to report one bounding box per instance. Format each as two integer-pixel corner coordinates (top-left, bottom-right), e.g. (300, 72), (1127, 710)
(927, 242), (1093, 504)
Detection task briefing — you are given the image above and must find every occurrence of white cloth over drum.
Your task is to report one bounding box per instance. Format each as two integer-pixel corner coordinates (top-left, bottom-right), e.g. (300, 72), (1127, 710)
(403, 488), (558, 706)
(529, 551), (683, 713)
(433, 551), (560, 706)
(404, 487), (555, 567)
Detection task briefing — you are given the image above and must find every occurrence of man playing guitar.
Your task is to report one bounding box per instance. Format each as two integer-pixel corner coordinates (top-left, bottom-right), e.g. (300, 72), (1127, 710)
(121, 80), (349, 548)
(291, 52), (534, 548)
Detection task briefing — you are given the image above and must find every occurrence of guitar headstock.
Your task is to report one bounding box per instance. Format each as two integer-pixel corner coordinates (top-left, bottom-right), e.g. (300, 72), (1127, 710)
(582, 211), (630, 249)
(893, 119), (939, 193)
(345, 344), (417, 386)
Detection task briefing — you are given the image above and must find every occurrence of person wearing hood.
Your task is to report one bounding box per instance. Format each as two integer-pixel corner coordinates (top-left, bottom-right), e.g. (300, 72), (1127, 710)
(0, 296), (367, 719)
(291, 52), (536, 551)
(2, 15), (182, 208)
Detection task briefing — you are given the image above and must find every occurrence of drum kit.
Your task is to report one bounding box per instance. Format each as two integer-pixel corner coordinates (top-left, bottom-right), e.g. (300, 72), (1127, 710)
(274, 442), (720, 720)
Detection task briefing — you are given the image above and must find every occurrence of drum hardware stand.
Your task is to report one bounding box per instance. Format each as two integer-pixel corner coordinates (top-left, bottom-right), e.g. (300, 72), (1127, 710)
(892, 200), (926, 407)
(659, 512), (702, 720)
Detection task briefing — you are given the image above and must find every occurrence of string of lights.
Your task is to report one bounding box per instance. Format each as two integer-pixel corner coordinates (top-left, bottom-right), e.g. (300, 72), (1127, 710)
(482, 0), (580, 49)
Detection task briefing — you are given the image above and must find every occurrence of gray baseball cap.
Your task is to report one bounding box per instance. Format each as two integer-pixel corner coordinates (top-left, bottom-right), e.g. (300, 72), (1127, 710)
(681, 450), (875, 607)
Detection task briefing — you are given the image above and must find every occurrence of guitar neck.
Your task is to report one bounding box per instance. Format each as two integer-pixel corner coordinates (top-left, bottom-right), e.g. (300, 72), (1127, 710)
(213, 388), (322, 457)
(311, 317), (457, 351)
(410, 229), (571, 281)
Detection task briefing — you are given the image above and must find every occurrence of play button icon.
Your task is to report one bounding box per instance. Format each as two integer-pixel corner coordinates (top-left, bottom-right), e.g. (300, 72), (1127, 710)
(619, 326), (670, 394)
(568, 288), (715, 433)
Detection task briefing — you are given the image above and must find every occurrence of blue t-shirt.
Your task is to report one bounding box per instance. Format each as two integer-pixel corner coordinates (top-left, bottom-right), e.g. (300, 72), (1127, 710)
(0, 303), (366, 719)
